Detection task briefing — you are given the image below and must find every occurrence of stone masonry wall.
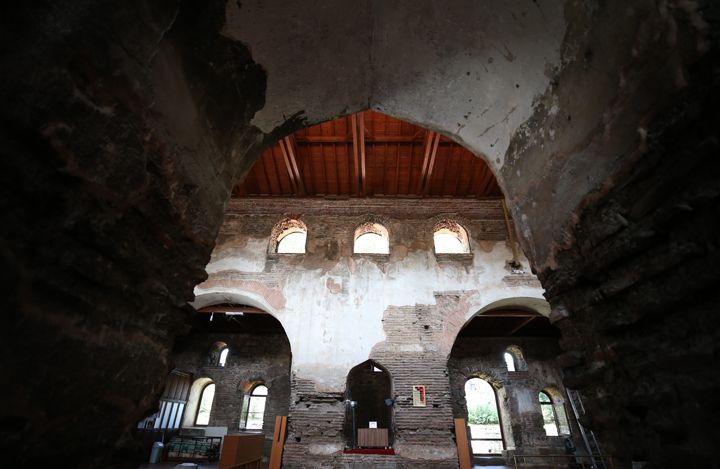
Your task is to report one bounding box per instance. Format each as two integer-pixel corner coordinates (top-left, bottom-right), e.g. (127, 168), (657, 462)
(171, 330), (291, 459)
(540, 38), (720, 468)
(448, 337), (579, 462)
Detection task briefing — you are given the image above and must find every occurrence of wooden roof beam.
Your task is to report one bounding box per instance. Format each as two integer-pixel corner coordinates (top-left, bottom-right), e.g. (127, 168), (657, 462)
(418, 131), (434, 192)
(296, 135), (429, 144)
(359, 112), (367, 196)
(421, 132), (441, 196)
(283, 136), (305, 196)
(278, 138), (299, 195)
(351, 114), (361, 195)
(507, 316), (536, 336)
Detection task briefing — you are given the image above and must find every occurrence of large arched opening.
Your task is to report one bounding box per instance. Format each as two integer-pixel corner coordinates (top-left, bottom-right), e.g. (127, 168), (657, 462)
(448, 302), (587, 466)
(146, 300), (293, 464)
(2, 2), (717, 468)
(194, 109), (538, 467)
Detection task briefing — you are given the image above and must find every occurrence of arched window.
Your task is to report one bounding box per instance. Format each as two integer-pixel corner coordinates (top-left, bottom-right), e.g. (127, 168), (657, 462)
(465, 378), (504, 454)
(218, 347), (229, 367)
(354, 222), (389, 254)
(539, 389), (571, 436)
(277, 230), (306, 253)
(271, 218), (307, 254)
(503, 352), (516, 372)
(208, 341), (229, 367)
(433, 221), (470, 254)
(504, 345), (527, 372)
(241, 384), (268, 430)
(195, 383), (216, 426)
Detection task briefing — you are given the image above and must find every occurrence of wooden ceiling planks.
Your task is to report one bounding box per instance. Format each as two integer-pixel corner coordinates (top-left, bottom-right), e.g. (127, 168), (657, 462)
(234, 110), (502, 199)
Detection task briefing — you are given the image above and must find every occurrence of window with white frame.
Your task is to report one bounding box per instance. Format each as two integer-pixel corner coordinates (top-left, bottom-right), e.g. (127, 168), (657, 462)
(240, 384), (268, 430)
(195, 383), (216, 426)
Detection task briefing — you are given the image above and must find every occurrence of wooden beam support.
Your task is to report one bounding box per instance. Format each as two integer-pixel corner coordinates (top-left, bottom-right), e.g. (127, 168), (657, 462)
(197, 305), (268, 315)
(454, 418), (472, 469)
(351, 114), (361, 195)
(358, 112), (367, 196)
(269, 416), (287, 469)
(507, 316), (536, 336)
(419, 131), (434, 193)
(502, 199), (521, 263)
(278, 138), (299, 195)
(420, 132), (441, 195)
(283, 136), (305, 196)
(296, 134), (431, 144)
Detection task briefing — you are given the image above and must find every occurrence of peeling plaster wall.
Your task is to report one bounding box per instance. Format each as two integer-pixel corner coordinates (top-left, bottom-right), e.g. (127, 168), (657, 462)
(194, 197), (546, 467)
(195, 198), (545, 390)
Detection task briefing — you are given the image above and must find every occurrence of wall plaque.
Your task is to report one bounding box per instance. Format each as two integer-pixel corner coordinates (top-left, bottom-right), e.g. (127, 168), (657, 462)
(412, 385), (426, 407)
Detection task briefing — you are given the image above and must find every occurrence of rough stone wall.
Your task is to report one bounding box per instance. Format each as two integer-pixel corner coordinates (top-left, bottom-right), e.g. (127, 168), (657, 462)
(0, 2), (270, 467)
(448, 337), (576, 460)
(540, 39), (720, 468)
(171, 330), (291, 459)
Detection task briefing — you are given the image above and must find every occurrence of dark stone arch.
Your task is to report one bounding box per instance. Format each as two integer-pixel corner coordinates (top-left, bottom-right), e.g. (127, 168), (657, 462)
(1, 1), (717, 467)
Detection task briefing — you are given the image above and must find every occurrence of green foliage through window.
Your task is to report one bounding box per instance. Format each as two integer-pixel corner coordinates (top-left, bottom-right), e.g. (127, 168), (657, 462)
(468, 402), (500, 425)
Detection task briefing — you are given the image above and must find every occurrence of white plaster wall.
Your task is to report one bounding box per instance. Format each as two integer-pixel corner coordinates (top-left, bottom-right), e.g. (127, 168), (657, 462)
(206, 238), (268, 274)
(194, 234), (546, 391)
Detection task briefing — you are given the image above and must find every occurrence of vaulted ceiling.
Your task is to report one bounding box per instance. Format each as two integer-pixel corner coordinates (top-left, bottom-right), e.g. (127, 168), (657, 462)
(233, 111), (502, 199)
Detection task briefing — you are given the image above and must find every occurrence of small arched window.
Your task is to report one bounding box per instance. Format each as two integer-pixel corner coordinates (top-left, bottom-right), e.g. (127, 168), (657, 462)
(195, 383), (216, 426)
(539, 390), (570, 436)
(271, 218), (307, 254)
(208, 341), (229, 367)
(241, 384), (268, 430)
(354, 222), (389, 254)
(433, 221), (470, 254)
(503, 352), (516, 372)
(504, 345), (526, 372)
(277, 230), (307, 253)
(218, 347), (229, 367)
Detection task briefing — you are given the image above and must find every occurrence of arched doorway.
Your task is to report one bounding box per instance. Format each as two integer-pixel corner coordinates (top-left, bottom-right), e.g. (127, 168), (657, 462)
(448, 302), (584, 466)
(169, 301), (292, 461)
(344, 360), (393, 449)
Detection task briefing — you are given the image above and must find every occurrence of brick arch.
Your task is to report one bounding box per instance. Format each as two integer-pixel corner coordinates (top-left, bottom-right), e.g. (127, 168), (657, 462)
(353, 221), (390, 254)
(191, 291), (294, 365)
(431, 218), (471, 253)
(269, 217), (308, 253)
